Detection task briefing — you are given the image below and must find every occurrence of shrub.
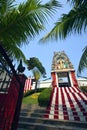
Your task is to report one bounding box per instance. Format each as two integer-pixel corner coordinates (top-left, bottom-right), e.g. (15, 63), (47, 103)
(23, 88), (46, 97)
(23, 90), (35, 97)
(79, 86), (87, 93)
(38, 87), (52, 107)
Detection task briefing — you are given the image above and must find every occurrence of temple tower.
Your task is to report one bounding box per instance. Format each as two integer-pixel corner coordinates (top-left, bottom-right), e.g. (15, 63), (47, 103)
(51, 51), (78, 88)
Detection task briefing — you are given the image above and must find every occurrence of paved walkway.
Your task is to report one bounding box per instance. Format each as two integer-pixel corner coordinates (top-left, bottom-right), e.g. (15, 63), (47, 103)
(44, 86), (87, 122)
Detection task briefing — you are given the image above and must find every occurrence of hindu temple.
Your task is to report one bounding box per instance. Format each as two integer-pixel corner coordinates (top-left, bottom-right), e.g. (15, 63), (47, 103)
(44, 51), (87, 122)
(51, 51), (78, 88)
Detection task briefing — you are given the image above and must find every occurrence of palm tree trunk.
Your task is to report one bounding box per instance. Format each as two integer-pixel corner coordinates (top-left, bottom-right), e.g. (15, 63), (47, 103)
(35, 80), (38, 93)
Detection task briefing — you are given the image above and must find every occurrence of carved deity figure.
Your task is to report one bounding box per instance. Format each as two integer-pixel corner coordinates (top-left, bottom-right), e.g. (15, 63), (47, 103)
(58, 59), (64, 69)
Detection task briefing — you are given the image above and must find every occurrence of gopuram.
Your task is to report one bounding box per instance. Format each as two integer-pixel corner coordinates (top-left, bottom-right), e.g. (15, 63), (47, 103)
(44, 51), (87, 122)
(51, 51), (78, 88)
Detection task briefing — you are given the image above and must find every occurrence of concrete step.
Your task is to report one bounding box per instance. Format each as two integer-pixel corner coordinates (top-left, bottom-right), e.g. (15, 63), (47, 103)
(18, 104), (87, 130)
(21, 104), (46, 110)
(19, 116), (87, 127)
(20, 108), (87, 119)
(18, 122), (87, 130)
(21, 108), (46, 114)
(20, 112), (45, 118)
(18, 116), (87, 130)
(20, 111), (87, 121)
(20, 106), (46, 118)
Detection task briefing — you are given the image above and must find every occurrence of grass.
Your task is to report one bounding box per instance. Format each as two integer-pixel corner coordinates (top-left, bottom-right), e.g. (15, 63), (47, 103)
(22, 92), (40, 105)
(22, 88), (52, 106)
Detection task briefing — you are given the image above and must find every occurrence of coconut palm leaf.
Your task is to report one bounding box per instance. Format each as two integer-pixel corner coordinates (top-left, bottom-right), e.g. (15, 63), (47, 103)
(78, 46), (87, 73)
(70, 0), (86, 7)
(41, 1), (87, 42)
(0, 0), (60, 46)
(27, 57), (46, 77)
(7, 45), (27, 63)
(0, 0), (15, 14)
(0, 0), (60, 62)
(0, 42), (27, 63)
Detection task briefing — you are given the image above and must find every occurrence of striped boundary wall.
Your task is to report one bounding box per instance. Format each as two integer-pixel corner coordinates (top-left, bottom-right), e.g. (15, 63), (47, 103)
(24, 78), (32, 93)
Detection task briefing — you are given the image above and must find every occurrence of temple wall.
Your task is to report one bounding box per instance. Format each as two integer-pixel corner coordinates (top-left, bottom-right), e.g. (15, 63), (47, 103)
(32, 80), (52, 89)
(31, 78), (87, 90)
(77, 78), (87, 87)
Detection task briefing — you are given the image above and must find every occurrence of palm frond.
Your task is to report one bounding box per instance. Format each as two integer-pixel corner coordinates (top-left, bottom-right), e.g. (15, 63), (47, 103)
(78, 46), (87, 74)
(0, 0), (15, 15)
(0, 0), (60, 47)
(69, 0), (87, 7)
(40, 2), (87, 42)
(3, 44), (27, 63)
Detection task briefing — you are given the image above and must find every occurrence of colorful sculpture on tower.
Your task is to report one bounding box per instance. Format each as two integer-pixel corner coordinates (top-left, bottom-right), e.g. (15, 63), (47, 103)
(51, 51), (73, 71)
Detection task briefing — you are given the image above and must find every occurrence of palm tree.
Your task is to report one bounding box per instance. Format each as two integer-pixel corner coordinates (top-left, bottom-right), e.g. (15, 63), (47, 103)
(0, 0), (60, 63)
(27, 57), (46, 92)
(32, 67), (41, 92)
(27, 57), (46, 77)
(41, 0), (87, 74)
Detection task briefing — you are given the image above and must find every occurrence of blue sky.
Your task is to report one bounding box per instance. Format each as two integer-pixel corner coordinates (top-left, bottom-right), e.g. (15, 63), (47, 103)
(16, 0), (87, 79)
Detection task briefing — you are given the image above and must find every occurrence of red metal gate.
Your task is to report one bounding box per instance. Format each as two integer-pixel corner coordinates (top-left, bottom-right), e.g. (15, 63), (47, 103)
(0, 45), (27, 130)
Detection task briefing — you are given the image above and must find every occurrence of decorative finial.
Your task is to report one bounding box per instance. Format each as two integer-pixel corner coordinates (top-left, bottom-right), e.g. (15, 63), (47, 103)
(17, 59), (25, 74)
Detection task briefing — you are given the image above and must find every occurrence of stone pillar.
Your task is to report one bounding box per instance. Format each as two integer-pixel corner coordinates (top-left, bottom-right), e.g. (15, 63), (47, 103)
(51, 72), (58, 88)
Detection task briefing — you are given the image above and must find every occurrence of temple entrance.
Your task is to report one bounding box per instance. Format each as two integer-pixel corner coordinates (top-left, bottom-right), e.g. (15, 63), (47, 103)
(51, 51), (78, 88)
(57, 72), (71, 87)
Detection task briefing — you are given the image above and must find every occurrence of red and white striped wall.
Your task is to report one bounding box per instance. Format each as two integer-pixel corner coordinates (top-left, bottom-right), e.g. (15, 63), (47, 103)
(51, 70), (78, 88)
(24, 78), (32, 93)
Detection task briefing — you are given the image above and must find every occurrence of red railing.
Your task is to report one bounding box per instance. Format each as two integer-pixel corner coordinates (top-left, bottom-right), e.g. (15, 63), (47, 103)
(71, 71), (78, 87)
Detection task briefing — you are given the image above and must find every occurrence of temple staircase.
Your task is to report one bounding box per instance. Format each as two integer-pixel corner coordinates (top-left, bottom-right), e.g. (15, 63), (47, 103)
(18, 86), (87, 130)
(44, 87), (87, 121)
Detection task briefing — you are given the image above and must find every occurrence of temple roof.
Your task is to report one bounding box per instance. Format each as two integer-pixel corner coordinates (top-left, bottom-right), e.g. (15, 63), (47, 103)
(51, 51), (74, 72)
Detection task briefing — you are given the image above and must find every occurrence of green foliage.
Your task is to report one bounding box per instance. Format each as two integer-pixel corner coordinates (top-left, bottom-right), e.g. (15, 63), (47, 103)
(69, 0), (87, 7)
(41, 0), (87, 41)
(79, 86), (87, 93)
(24, 89), (35, 97)
(32, 67), (41, 80)
(38, 87), (52, 107)
(23, 87), (52, 106)
(0, 0), (60, 62)
(23, 88), (46, 97)
(78, 46), (87, 74)
(22, 93), (39, 105)
(27, 57), (46, 76)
